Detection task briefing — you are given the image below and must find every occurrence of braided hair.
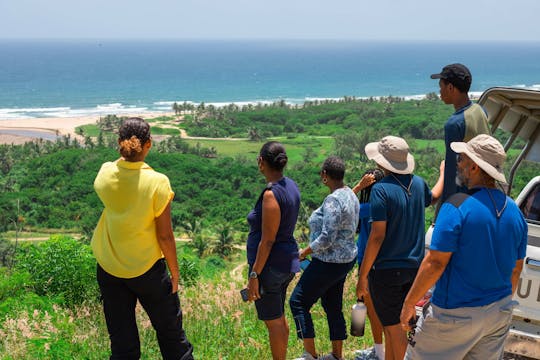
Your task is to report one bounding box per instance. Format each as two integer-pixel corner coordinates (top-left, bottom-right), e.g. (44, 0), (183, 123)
(118, 117), (151, 160)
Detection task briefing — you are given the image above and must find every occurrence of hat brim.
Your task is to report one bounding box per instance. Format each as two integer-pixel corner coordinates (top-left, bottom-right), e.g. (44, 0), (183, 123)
(450, 142), (507, 183)
(365, 141), (415, 175)
(430, 73), (443, 79)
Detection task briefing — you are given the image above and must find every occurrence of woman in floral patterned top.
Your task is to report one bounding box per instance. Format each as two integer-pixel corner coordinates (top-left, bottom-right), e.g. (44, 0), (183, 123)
(289, 156), (359, 360)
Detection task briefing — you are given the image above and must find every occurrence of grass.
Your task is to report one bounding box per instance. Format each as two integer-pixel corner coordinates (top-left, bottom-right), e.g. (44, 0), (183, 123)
(151, 126), (181, 135)
(184, 135), (335, 166)
(75, 124), (100, 137)
(0, 246), (376, 359)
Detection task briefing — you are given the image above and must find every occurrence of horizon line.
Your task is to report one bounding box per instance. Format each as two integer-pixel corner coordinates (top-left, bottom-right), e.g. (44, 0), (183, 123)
(1, 37), (539, 43)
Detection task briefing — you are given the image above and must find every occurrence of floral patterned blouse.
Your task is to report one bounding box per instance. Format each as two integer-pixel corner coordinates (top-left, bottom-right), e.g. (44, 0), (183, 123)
(309, 187), (359, 263)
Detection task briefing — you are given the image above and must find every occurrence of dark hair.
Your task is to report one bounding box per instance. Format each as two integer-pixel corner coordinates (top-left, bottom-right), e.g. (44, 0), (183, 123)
(322, 156), (345, 181)
(118, 117), (151, 159)
(441, 78), (470, 94)
(259, 141), (288, 171)
(359, 168), (384, 203)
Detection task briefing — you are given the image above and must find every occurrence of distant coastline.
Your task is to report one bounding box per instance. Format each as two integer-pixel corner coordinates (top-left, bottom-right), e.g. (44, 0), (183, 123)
(2, 40), (539, 121)
(0, 89), (507, 121)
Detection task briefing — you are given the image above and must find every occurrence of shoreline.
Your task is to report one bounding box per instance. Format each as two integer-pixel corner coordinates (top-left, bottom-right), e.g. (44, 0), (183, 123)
(0, 112), (170, 145)
(0, 92), (487, 145)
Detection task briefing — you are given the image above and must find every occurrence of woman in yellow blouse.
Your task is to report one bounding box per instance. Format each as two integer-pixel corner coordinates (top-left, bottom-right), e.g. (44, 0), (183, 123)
(91, 117), (193, 360)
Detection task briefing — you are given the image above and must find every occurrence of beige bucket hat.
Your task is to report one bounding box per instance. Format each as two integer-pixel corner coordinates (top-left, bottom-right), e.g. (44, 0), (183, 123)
(365, 136), (415, 174)
(450, 134), (507, 183)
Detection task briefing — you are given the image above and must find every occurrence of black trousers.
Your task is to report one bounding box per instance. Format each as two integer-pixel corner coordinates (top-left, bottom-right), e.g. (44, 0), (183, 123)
(97, 259), (194, 360)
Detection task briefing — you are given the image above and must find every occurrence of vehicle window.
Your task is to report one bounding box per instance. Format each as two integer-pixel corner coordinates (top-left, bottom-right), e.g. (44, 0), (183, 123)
(521, 184), (540, 222)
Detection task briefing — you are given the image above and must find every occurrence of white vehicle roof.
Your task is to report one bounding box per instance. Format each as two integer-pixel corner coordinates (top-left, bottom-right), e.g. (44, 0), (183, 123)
(478, 87), (540, 193)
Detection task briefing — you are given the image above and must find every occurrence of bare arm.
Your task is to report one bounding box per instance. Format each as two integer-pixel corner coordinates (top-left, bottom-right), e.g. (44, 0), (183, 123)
(511, 259), (524, 294)
(352, 173), (376, 195)
(400, 249), (452, 330)
(431, 160), (445, 205)
(248, 190), (280, 300)
(155, 202), (179, 293)
(356, 221), (386, 299)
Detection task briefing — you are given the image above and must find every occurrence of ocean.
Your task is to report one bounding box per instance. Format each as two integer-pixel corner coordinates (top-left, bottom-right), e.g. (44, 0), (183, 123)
(1, 39), (539, 119)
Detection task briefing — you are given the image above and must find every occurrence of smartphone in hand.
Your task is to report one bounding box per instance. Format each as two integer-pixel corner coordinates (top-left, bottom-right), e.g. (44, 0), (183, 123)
(240, 288), (249, 302)
(300, 258), (311, 271)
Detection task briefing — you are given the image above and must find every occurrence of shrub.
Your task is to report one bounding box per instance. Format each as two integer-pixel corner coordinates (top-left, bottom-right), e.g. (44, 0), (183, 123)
(204, 256), (226, 278)
(0, 267), (32, 301)
(178, 254), (200, 288)
(15, 235), (99, 306)
(0, 237), (15, 267)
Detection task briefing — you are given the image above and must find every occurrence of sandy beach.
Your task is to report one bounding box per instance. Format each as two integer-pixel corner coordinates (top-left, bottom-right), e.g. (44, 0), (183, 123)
(0, 112), (169, 145)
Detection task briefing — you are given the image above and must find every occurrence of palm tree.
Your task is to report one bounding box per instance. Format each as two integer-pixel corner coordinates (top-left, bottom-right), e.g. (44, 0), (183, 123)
(191, 233), (208, 258)
(183, 219), (207, 258)
(248, 127), (262, 142)
(210, 224), (235, 258)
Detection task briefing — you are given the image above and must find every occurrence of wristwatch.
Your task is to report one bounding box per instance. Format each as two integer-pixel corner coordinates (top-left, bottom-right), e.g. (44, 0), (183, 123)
(249, 271), (259, 279)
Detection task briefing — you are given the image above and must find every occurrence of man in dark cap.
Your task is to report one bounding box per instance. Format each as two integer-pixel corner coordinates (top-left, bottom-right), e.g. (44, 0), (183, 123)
(431, 63), (490, 203)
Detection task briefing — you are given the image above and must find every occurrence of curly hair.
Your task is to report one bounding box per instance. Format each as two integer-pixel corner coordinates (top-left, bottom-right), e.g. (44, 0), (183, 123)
(118, 117), (151, 159)
(322, 156), (346, 181)
(259, 141), (288, 171)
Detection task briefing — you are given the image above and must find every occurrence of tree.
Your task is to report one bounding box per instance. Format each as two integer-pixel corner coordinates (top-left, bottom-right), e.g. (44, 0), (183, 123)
(210, 223), (235, 258)
(84, 135), (95, 149)
(97, 131), (105, 148)
(425, 92), (440, 101)
(183, 219), (208, 258)
(248, 127), (262, 142)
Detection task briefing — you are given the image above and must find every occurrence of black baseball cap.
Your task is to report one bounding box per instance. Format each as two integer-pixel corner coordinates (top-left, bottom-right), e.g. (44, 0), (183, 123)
(430, 63), (472, 90)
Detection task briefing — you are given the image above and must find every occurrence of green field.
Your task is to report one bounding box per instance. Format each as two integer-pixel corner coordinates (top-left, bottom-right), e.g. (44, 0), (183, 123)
(184, 135), (334, 165)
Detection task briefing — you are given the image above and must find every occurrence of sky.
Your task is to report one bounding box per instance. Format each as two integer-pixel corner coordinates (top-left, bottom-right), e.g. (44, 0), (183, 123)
(0, 0), (539, 41)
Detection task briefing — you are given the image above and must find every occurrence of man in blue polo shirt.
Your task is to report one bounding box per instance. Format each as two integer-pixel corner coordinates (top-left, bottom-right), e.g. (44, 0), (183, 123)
(431, 63), (490, 203)
(400, 134), (527, 360)
(356, 136), (443, 360)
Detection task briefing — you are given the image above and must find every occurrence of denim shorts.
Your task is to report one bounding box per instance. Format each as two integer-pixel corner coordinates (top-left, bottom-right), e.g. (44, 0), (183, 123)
(254, 265), (295, 321)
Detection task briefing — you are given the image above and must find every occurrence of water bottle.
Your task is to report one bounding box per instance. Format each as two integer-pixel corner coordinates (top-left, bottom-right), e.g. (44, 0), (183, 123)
(350, 298), (366, 337)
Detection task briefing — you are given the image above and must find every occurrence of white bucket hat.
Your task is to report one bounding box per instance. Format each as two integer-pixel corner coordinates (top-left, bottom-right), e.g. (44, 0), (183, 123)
(365, 136), (415, 174)
(450, 134), (507, 183)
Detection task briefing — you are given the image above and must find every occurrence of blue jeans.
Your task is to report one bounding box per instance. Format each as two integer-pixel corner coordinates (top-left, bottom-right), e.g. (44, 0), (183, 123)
(97, 259), (193, 360)
(289, 258), (355, 340)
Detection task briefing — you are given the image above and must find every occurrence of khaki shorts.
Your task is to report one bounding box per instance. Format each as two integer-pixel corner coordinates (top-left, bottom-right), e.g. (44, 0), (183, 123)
(405, 295), (515, 360)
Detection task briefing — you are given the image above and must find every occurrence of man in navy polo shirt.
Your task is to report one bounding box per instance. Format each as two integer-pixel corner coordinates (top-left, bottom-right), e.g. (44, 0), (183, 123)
(431, 63), (490, 203)
(400, 134), (527, 359)
(356, 136), (443, 360)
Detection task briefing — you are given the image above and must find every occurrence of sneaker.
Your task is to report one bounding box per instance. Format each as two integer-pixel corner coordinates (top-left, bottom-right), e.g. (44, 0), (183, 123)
(319, 353), (343, 360)
(354, 347), (379, 360)
(293, 351), (317, 360)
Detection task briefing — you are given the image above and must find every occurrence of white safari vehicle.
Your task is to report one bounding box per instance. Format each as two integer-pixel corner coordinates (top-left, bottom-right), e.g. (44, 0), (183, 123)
(479, 87), (540, 359)
(425, 87), (540, 358)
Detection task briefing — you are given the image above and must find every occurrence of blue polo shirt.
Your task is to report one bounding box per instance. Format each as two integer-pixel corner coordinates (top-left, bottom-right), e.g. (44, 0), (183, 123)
(369, 174), (432, 269)
(431, 188), (528, 309)
(357, 203), (371, 264)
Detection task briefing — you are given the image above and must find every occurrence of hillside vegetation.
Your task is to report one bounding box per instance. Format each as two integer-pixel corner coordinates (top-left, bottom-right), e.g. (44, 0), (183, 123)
(1, 97), (538, 359)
